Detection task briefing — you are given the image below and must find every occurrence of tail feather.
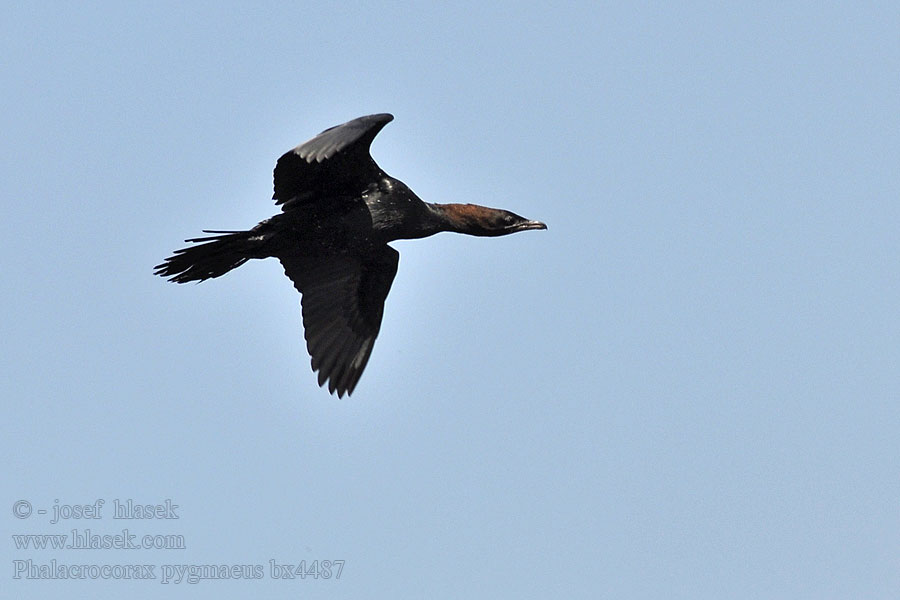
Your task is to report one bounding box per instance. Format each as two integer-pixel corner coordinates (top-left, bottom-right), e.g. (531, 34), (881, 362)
(154, 230), (260, 283)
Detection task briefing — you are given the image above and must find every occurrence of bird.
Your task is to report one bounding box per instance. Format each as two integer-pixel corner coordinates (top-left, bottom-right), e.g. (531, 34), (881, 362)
(155, 114), (546, 397)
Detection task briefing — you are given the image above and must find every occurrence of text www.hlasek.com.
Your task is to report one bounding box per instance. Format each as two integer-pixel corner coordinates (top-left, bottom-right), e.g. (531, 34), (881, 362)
(12, 529), (184, 550)
(12, 560), (345, 584)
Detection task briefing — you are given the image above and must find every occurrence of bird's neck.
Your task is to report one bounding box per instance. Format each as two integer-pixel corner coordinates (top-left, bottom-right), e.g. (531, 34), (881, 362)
(422, 203), (460, 234)
(425, 203), (496, 236)
(378, 201), (501, 240)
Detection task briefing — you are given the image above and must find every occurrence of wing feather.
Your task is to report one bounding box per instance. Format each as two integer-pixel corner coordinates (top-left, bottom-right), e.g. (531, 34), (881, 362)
(273, 113), (394, 209)
(279, 245), (399, 397)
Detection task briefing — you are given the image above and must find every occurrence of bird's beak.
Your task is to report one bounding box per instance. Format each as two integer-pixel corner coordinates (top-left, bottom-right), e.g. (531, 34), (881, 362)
(516, 220), (548, 231)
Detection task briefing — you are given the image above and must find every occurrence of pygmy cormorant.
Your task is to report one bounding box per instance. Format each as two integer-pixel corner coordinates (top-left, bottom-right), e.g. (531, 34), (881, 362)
(155, 114), (546, 397)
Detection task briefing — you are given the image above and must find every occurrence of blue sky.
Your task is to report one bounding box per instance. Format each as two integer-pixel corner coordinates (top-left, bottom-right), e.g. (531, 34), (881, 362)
(2, 2), (898, 598)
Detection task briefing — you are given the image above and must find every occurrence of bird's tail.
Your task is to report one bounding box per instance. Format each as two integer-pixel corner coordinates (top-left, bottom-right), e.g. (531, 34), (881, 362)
(154, 229), (267, 283)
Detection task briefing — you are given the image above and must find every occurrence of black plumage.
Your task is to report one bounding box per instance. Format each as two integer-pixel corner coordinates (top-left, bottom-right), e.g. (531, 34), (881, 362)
(155, 114), (546, 397)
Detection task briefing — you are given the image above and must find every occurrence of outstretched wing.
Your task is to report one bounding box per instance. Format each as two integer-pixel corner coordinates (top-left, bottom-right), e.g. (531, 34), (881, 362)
(279, 245), (399, 397)
(273, 113), (394, 210)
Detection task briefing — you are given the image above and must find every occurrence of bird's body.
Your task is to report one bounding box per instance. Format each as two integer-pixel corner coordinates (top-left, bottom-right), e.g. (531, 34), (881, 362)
(155, 114), (545, 396)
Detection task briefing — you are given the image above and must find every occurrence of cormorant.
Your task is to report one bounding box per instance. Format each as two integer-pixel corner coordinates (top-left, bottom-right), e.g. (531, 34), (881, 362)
(155, 114), (546, 397)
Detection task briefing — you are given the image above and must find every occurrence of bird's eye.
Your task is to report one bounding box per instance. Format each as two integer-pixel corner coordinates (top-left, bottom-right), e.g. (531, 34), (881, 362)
(503, 214), (515, 224)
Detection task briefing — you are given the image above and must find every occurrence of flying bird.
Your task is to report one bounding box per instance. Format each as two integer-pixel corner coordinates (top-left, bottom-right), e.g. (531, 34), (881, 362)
(155, 114), (546, 397)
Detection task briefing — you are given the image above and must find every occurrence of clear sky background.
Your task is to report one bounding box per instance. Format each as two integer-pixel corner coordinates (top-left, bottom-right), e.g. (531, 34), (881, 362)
(2, 2), (898, 598)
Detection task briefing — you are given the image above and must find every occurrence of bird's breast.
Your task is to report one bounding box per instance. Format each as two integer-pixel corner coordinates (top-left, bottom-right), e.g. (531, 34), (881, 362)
(362, 180), (439, 242)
